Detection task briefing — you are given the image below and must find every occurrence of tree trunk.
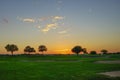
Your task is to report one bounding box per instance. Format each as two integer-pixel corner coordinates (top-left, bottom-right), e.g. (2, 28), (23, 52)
(77, 53), (79, 56)
(11, 51), (13, 55)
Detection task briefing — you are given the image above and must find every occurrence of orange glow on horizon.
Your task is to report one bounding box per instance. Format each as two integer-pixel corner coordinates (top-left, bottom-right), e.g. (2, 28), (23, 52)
(0, 43), (120, 54)
(1, 47), (120, 54)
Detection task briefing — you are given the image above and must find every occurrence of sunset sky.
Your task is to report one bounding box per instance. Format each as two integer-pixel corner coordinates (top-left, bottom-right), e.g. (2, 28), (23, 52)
(0, 0), (120, 54)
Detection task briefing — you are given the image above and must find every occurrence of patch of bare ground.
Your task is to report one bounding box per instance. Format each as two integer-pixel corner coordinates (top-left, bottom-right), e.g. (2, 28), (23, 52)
(99, 71), (120, 77)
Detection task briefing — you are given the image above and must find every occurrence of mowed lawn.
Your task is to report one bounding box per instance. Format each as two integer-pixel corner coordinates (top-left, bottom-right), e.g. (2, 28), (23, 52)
(0, 54), (120, 80)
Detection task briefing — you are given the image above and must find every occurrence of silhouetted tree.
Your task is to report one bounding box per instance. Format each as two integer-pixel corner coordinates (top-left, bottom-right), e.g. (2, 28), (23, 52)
(82, 48), (88, 54)
(24, 46), (36, 54)
(71, 46), (82, 56)
(24, 46), (31, 54)
(116, 52), (120, 54)
(90, 51), (97, 54)
(5, 44), (18, 55)
(29, 48), (36, 53)
(38, 45), (47, 54)
(101, 49), (108, 54)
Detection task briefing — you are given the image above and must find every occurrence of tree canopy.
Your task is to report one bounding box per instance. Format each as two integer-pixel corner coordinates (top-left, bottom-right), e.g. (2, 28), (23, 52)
(38, 45), (47, 54)
(101, 49), (108, 54)
(90, 51), (97, 54)
(24, 46), (36, 54)
(71, 46), (82, 55)
(82, 48), (88, 54)
(5, 44), (18, 55)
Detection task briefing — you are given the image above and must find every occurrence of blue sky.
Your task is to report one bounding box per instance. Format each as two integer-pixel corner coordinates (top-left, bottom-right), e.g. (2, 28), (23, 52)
(0, 0), (120, 54)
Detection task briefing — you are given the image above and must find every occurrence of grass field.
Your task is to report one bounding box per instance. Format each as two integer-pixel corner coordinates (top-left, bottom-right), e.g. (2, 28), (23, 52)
(0, 54), (120, 80)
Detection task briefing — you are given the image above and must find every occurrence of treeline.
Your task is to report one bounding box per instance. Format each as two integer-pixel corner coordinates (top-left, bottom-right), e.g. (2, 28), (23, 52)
(4, 44), (120, 55)
(5, 44), (47, 55)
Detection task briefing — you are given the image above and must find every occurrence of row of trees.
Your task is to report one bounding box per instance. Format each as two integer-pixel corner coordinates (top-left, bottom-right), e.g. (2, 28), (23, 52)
(71, 46), (108, 55)
(5, 44), (108, 55)
(5, 44), (47, 55)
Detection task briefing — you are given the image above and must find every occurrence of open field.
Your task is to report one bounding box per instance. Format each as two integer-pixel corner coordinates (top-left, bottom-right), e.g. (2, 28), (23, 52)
(0, 54), (120, 80)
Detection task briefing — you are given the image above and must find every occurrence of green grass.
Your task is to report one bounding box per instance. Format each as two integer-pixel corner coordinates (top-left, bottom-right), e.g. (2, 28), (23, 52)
(0, 54), (120, 80)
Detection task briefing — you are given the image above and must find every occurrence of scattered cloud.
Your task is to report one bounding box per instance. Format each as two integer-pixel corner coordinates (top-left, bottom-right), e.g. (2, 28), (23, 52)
(38, 16), (51, 22)
(40, 16), (64, 33)
(42, 23), (58, 32)
(37, 26), (41, 28)
(17, 16), (35, 23)
(38, 16), (64, 22)
(23, 18), (35, 23)
(17, 15), (65, 33)
(47, 23), (57, 28)
(59, 29), (71, 38)
(53, 16), (64, 20)
(42, 28), (50, 32)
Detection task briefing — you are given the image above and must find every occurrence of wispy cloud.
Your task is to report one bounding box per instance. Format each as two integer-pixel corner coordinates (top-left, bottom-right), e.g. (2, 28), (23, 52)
(17, 15), (65, 33)
(41, 16), (65, 33)
(37, 25), (41, 28)
(38, 16), (64, 22)
(47, 23), (57, 28)
(42, 28), (50, 32)
(38, 16), (51, 22)
(42, 23), (58, 32)
(23, 18), (35, 23)
(17, 16), (35, 23)
(58, 29), (71, 38)
(53, 16), (64, 20)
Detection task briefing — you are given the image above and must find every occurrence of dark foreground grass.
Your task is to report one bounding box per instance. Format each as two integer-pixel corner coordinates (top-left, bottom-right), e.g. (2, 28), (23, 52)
(0, 54), (120, 80)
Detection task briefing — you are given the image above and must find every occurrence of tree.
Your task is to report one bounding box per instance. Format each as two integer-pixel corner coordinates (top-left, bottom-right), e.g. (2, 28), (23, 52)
(101, 49), (108, 54)
(24, 46), (36, 54)
(90, 51), (97, 54)
(71, 46), (82, 56)
(38, 45), (47, 54)
(82, 48), (88, 54)
(30, 48), (36, 53)
(5, 44), (18, 55)
(24, 46), (31, 54)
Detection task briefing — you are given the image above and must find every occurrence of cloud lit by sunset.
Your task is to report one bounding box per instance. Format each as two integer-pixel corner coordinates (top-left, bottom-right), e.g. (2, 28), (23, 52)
(53, 16), (64, 20)
(42, 23), (58, 32)
(23, 18), (35, 23)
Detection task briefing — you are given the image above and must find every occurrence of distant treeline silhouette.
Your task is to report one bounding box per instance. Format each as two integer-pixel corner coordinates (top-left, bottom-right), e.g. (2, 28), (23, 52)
(5, 44), (47, 55)
(4, 44), (120, 55)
